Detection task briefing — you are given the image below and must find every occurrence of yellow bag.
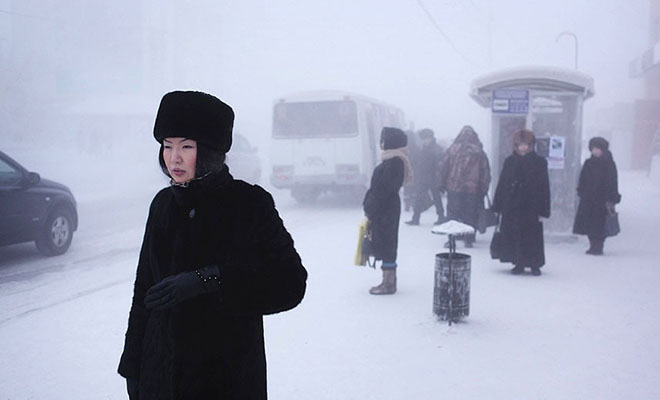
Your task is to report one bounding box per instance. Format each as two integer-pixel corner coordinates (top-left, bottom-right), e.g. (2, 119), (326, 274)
(354, 218), (374, 266)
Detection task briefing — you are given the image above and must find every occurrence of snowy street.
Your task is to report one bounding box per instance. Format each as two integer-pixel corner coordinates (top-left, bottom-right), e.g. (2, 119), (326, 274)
(0, 170), (658, 399)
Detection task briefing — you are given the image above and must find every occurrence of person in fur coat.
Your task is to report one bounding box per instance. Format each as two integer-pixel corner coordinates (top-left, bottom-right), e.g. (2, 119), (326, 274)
(491, 129), (550, 276)
(118, 91), (307, 399)
(363, 127), (413, 295)
(437, 126), (491, 247)
(573, 136), (621, 255)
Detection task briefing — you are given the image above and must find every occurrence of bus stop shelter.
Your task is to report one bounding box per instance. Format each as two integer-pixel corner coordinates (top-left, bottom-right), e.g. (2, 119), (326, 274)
(470, 66), (595, 233)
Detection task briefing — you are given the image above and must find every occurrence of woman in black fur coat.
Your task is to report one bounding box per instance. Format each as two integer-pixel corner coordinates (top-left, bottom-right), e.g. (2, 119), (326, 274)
(363, 127), (413, 295)
(491, 129), (550, 276)
(118, 91), (307, 399)
(573, 137), (621, 255)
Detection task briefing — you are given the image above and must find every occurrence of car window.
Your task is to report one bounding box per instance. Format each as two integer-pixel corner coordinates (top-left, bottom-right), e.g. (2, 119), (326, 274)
(0, 158), (22, 185)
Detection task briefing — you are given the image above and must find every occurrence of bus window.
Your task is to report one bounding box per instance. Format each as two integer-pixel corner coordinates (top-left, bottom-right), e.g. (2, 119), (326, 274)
(273, 100), (358, 138)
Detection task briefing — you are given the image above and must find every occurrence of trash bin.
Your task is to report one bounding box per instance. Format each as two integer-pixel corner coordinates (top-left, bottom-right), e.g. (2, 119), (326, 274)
(433, 252), (471, 322)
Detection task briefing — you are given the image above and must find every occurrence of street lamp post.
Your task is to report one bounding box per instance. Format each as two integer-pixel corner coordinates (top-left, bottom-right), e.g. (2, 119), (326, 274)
(556, 31), (578, 70)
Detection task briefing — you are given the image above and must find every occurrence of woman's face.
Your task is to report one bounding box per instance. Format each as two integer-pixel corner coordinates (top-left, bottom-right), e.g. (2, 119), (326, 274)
(163, 137), (197, 183)
(591, 147), (603, 157)
(515, 142), (530, 155)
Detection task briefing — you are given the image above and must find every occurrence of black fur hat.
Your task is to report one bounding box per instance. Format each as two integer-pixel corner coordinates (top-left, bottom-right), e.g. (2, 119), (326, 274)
(381, 127), (407, 150)
(153, 91), (234, 153)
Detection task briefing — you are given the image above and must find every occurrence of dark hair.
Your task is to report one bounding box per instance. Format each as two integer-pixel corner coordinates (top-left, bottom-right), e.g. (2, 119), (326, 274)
(418, 128), (434, 139)
(158, 142), (226, 179)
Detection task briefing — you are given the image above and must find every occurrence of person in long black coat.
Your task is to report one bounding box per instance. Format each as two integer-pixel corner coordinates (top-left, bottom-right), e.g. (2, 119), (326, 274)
(405, 128), (445, 225)
(573, 137), (621, 255)
(118, 91), (307, 399)
(491, 129), (550, 276)
(363, 127), (413, 295)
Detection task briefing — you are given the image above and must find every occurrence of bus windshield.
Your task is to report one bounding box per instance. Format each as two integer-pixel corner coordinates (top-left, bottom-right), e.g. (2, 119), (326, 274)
(273, 100), (358, 138)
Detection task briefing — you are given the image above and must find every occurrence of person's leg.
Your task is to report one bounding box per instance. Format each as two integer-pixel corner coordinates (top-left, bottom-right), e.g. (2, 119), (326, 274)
(370, 261), (397, 295)
(406, 188), (423, 225)
(464, 232), (475, 248)
(431, 186), (445, 225)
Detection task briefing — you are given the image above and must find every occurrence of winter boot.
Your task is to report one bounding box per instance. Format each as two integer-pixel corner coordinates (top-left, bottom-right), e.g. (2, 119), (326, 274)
(405, 213), (420, 226)
(586, 239), (604, 255)
(511, 265), (525, 275)
(433, 216), (447, 226)
(531, 267), (542, 276)
(369, 269), (397, 295)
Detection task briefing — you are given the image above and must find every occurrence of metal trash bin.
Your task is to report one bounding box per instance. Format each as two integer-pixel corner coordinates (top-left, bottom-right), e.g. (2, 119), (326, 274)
(433, 252), (471, 322)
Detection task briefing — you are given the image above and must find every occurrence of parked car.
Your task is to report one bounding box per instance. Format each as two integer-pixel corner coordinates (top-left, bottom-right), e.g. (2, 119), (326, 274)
(0, 150), (78, 256)
(226, 133), (262, 183)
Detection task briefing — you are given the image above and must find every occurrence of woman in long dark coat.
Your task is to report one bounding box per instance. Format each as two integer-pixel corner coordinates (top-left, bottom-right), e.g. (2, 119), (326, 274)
(573, 137), (621, 255)
(118, 91), (307, 399)
(491, 129), (550, 276)
(363, 127), (413, 295)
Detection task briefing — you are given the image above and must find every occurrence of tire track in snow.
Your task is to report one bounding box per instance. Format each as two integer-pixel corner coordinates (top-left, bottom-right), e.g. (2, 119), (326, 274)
(0, 276), (133, 326)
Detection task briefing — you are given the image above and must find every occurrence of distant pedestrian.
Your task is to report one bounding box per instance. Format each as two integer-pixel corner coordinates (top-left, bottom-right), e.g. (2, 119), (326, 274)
(406, 128), (445, 225)
(437, 126), (491, 247)
(403, 129), (421, 212)
(363, 127), (413, 295)
(573, 137), (621, 255)
(491, 128), (550, 276)
(118, 91), (307, 399)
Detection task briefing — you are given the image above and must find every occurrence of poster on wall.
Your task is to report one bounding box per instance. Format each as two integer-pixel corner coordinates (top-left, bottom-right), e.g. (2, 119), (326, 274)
(548, 136), (566, 169)
(536, 136), (566, 169)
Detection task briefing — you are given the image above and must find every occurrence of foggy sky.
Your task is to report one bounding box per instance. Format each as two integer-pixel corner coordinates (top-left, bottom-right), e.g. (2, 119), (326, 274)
(1, 0), (649, 148)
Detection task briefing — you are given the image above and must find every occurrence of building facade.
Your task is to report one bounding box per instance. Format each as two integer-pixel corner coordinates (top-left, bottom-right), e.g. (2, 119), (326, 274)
(629, 0), (660, 169)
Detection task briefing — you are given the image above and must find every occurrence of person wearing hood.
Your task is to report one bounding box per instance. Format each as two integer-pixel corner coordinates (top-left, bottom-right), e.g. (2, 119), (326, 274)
(405, 128), (446, 226)
(363, 127), (413, 295)
(118, 91), (307, 399)
(491, 129), (550, 276)
(573, 137), (621, 255)
(437, 126), (491, 247)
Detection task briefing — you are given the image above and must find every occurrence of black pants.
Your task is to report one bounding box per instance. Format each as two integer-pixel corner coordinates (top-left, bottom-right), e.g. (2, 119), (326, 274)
(412, 185), (444, 220)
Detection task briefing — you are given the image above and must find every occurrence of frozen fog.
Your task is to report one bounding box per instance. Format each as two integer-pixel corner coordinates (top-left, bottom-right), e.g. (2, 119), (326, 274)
(1, 0), (659, 399)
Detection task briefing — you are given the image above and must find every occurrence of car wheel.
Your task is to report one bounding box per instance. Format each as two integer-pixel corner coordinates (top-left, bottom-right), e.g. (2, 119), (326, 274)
(36, 208), (74, 256)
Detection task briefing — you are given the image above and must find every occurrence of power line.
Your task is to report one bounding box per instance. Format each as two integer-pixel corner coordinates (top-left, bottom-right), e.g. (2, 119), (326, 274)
(414, 0), (483, 68)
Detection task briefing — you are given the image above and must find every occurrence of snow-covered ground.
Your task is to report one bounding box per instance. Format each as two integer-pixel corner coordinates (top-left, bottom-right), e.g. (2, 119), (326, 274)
(0, 147), (659, 399)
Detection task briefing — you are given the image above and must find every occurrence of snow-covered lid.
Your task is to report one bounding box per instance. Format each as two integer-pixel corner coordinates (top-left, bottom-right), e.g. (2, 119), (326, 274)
(431, 220), (475, 236)
(470, 66), (595, 107)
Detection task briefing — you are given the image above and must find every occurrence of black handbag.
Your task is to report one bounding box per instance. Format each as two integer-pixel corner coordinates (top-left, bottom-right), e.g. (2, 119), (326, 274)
(489, 214), (505, 260)
(605, 211), (620, 237)
(478, 194), (499, 234)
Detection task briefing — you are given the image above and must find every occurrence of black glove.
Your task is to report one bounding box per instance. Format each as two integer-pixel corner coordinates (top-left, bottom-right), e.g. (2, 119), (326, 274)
(144, 265), (221, 311)
(126, 377), (139, 400)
